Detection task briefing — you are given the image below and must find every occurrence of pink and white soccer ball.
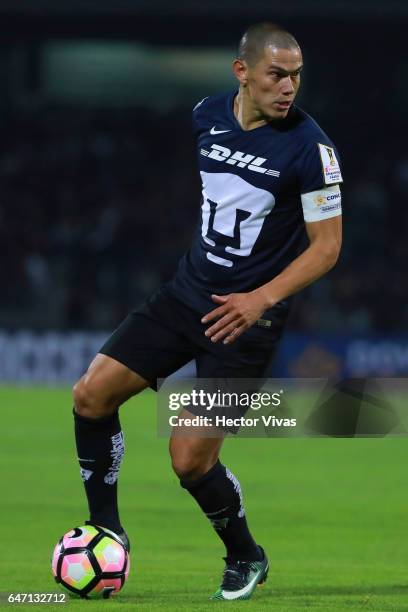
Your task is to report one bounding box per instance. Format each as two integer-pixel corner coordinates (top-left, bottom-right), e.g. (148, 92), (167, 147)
(51, 525), (130, 599)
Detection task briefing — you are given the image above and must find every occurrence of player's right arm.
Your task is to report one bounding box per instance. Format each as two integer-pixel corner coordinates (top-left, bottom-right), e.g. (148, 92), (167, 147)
(257, 137), (343, 300)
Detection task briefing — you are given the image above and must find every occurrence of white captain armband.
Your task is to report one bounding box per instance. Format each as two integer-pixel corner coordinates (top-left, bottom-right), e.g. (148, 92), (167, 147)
(301, 184), (342, 223)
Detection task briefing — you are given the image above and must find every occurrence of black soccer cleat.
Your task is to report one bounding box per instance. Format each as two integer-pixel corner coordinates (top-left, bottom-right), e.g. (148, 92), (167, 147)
(115, 529), (131, 554)
(211, 546), (269, 601)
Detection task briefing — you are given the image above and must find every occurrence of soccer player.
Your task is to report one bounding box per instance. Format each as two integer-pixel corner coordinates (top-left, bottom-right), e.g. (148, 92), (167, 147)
(72, 22), (342, 601)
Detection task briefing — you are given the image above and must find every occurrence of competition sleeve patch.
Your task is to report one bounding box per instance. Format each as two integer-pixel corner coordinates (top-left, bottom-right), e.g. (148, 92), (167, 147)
(301, 185), (342, 222)
(317, 143), (343, 185)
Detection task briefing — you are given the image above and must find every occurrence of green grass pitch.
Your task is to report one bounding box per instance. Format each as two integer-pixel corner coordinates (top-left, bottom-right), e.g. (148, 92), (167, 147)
(0, 387), (407, 611)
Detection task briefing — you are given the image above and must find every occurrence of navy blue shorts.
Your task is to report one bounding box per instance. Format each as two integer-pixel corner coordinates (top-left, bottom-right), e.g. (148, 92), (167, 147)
(100, 285), (286, 388)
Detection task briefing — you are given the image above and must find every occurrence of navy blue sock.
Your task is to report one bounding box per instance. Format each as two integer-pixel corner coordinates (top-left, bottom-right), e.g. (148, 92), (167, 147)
(181, 461), (262, 561)
(73, 409), (125, 533)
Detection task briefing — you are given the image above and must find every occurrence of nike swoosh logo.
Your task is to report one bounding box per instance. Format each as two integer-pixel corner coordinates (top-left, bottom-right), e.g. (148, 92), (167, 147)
(78, 458), (96, 463)
(221, 565), (268, 600)
(210, 126), (231, 135)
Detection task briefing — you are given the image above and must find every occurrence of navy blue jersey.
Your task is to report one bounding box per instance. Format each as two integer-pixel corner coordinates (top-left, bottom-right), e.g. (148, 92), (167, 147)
(168, 90), (343, 316)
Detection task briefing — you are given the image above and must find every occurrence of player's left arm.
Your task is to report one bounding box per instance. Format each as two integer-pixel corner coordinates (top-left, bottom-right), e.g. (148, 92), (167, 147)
(202, 213), (342, 344)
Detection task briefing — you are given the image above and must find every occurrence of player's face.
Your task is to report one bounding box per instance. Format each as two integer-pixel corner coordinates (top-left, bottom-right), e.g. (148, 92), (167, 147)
(245, 46), (303, 120)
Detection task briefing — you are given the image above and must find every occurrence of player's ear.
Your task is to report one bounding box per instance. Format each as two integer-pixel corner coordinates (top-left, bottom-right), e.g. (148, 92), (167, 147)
(232, 58), (248, 86)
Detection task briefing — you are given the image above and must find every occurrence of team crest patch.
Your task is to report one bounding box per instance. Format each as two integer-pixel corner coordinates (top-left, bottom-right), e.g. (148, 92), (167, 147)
(318, 143), (343, 185)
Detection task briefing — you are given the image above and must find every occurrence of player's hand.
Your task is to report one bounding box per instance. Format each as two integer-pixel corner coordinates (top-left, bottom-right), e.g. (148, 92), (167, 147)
(201, 291), (268, 344)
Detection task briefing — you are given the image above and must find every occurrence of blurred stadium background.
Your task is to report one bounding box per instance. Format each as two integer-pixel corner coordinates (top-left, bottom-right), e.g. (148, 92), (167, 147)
(1, 5), (407, 609)
(0, 0), (407, 383)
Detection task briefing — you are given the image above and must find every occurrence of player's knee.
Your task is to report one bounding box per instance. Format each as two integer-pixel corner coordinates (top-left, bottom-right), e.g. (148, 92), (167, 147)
(171, 455), (204, 481)
(72, 376), (116, 419)
(170, 444), (217, 482)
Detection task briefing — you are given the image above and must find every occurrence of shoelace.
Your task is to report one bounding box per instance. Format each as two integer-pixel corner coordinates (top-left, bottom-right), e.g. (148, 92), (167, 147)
(221, 559), (252, 590)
